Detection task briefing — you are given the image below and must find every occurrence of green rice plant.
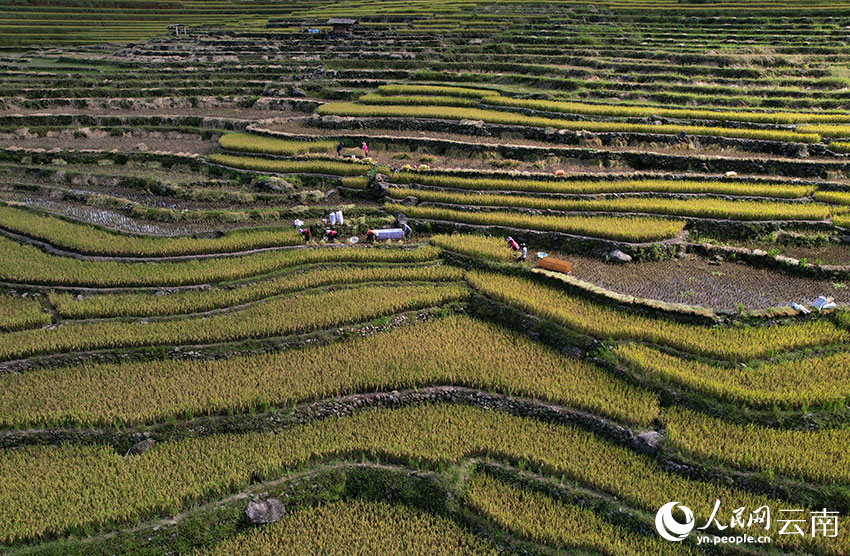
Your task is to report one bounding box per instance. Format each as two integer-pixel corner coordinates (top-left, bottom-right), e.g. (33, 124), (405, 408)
(387, 203), (685, 242)
(429, 234), (513, 262)
(614, 343), (850, 409)
(0, 237), (440, 287)
(0, 404), (843, 554)
(664, 407), (850, 484)
(0, 205), (301, 256)
(317, 103), (822, 143)
(389, 173), (814, 199)
(0, 282), (467, 361)
(359, 93), (478, 107)
(483, 95), (850, 126)
(194, 499), (500, 556)
(377, 84), (497, 98)
(0, 315), (658, 428)
(815, 190), (850, 206)
(49, 265), (462, 318)
(391, 187), (830, 221)
(209, 153), (373, 176)
(828, 141), (850, 153)
(466, 271), (848, 361)
(0, 294), (50, 332)
(466, 474), (696, 556)
(218, 133), (336, 156)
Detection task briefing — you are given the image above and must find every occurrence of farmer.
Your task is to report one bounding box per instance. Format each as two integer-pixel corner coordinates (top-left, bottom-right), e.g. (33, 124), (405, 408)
(402, 222), (412, 240)
(299, 228), (312, 242)
(336, 141), (344, 157)
(361, 141), (369, 158)
(517, 243), (527, 263)
(324, 229), (339, 242)
(506, 236), (520, 251)
(365, 229), (375, 243)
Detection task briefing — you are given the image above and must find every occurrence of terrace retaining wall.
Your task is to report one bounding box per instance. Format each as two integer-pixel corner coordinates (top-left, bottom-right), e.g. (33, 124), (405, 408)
(311, 115), (850, 179)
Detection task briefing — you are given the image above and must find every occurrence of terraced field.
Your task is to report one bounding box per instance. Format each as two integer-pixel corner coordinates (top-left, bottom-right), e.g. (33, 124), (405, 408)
(2, 1), (849, 555)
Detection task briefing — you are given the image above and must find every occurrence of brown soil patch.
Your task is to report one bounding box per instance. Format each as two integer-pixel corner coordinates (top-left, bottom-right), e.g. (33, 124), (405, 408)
(532, 251), (850, 310)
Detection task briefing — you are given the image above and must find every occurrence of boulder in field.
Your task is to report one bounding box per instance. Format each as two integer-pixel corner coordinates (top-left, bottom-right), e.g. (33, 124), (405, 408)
(634, 430), (663, 453)
(608, 249), (632, 263)
(125, 438), (156, 457)
(246, 497), (286, 524)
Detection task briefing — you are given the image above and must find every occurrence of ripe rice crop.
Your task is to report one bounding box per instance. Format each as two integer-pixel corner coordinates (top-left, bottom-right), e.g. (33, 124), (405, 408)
(0, 294), (50, 332)
(0, 237), (440, 287)
(466, 271), (848, 361)
(317, 103), (822, 143)
(391, 187), (830, 221)
(389, 173), (814, 199)
(0, 205), (302, 257)
(0, 404), (842, 555)
(340, 176), (369, 189)
(194, 499), (500, 556)
(664, 407), (850, 484)
(828, 141), (850, 153)
(834, 214), (850, 228)
(359, 93), (478, 107)
(814, 191), (850, 206)
(466, 474), (696, 556)
(0, 282), (468, 360)
(49, 265), (462, 319)
(429, 234), (514, 262)
(799, 124), (850, 139)
(377, 84), (497, 98)
(218, 133), (336, 155)
(614, 343), (850, 409)
(482, 95), (850, 126)
(0, 315), (658, 428)
(209, 153), (373, 176)
(386, 203), (686, 242)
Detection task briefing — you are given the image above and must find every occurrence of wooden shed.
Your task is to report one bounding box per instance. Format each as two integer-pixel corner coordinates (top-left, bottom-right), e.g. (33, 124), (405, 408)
(327, 18), (358, 35)
(167, 24), (186, 37)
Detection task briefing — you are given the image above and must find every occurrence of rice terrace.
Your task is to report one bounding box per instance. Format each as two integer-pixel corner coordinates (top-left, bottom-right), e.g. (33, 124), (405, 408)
(3, 0), (850, 554)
